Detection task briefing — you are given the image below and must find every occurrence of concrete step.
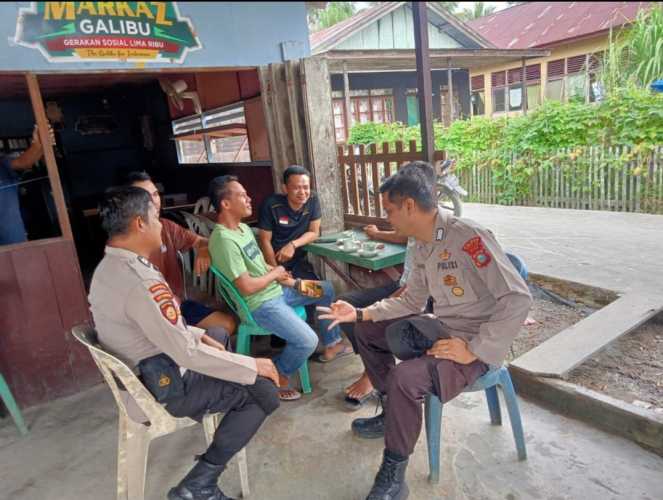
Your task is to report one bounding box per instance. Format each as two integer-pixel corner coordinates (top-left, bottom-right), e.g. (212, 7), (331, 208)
(511, 292), (663, 378)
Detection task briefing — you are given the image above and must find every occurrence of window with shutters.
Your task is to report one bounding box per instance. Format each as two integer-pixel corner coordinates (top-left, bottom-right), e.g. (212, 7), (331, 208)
(172, 102), (251, 164)
(507, 68), (523, 111)
(331, 89), (394, 143)
(471, 74), (485, 116)
(543, 54), (604, 104)
(546, 58), (566, 102)
(525, 64), (542, 110)
(491, 71), (506, 113)
(332, 99), (346, 142)
(588, 52), (605, 102)
(567, 55), (587, 103)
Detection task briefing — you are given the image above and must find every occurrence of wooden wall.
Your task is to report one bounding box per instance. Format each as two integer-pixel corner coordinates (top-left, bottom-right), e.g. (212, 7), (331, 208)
(0, 239), (99, 408)
(166, 70), (262, 119)
(165, 69), (271, 162)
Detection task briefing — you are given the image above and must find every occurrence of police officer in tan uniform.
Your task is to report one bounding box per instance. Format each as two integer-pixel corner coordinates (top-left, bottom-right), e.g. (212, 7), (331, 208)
(89, 186), (280, 500)
(319, 162), (532, 500)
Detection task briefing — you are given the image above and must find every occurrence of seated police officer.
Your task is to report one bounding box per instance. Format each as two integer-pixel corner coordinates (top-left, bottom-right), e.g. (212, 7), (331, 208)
(88, 186), (280, 500)
(319, 163), (532, 500)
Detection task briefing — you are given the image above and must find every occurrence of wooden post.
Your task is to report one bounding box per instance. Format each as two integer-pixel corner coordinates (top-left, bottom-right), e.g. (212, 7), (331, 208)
(521, 57), (528, 116)
(343, 61), (352, 142)
(447, 59), (454, 124)
(412, 1), (434, 164)
(584, 53), (591, 104)
(25, 73), (72, 241)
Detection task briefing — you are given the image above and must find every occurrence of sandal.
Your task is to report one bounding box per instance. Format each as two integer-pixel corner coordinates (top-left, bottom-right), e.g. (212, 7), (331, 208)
(278, 386), (302, 402)
(344, 389), (377, 411)
(314, 343), (354, 363)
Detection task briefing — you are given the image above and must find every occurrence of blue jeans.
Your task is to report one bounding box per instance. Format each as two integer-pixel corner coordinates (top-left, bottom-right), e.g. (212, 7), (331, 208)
(252, 281), (343, 376)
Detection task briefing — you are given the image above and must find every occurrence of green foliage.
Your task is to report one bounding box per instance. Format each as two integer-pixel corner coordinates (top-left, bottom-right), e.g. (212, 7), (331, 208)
(600, 5), (663, 92)
(308, 2), (356, 32)
(347, 87), (663, 204)
(456, 2), (497, 21)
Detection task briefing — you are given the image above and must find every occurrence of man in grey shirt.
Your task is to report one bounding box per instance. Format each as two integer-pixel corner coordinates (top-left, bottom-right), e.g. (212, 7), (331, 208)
(319, 163), (531, 500)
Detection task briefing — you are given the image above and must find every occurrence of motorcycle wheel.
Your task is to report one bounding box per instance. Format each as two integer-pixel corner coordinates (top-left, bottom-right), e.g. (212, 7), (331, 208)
(437, 186), (463, 217)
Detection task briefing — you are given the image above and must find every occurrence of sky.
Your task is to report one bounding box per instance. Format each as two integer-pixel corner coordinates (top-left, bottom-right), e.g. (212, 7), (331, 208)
(354, 2), (513, 14)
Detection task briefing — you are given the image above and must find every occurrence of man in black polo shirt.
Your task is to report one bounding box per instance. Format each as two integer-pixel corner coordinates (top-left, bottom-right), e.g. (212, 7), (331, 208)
(257, 165), (321, 280)
(258, 165), (353, 362)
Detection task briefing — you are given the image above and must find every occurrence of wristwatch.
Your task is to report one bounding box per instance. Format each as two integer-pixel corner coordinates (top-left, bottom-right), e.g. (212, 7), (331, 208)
(356, 308), (364, 322)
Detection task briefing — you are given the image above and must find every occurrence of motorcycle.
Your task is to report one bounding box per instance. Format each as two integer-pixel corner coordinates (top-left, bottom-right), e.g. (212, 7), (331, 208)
(436, 159), (467, 217)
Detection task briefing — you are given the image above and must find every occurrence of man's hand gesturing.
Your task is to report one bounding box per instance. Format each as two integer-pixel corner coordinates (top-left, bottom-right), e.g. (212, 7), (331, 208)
(316, 300), (357, 330)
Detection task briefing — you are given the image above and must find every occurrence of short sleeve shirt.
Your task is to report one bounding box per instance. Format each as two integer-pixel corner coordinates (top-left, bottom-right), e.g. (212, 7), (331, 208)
(148, 218), (198, 299)
(257, 193), (321, 266)
(209, 222), (282, 311)
(0, 157), (27, 245)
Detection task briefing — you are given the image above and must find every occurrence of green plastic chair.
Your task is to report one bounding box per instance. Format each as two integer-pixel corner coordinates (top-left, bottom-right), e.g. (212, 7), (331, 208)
(0, 372), (28, 436)
(210, 265), (312, 394)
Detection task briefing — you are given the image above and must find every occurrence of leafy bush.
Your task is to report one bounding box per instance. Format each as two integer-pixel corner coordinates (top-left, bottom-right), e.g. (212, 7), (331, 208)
(346, 86), (663, 204)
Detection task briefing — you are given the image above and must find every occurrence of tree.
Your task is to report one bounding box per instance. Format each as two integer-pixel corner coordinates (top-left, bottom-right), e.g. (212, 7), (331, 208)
(308, 2), (356, 33)
(457, 2), (497, 21)
(435, 2), (459, 12)
(600, 4), (663, 93)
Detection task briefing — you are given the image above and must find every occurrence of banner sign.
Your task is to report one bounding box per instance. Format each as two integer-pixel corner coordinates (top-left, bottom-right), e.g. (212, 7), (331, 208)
(14, 2), (201, 63)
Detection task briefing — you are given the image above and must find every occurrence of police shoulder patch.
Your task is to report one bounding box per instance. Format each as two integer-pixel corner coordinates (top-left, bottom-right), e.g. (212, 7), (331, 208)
(462, 236), (492, 268)
(160, 301), (180, 325)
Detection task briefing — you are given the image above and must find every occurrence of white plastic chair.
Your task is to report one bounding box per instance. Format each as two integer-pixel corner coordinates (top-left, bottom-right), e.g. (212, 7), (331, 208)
(71, 325), (249, 500)
(193, 196), (212, 215)
(179, 213), (215, 295)
(180, 211), (211, 238)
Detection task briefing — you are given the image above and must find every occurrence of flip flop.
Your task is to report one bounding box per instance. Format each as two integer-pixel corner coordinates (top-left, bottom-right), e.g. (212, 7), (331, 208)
(344, 389), (377, 411)
(314, 344), (354, 363)
(278, 386), (302, 401)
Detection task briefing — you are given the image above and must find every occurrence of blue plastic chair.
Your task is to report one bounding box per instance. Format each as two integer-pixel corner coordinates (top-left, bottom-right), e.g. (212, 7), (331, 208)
(424, 366), (526, 483)
(209, 265), (312, 394)
(0, 372), (28, 436)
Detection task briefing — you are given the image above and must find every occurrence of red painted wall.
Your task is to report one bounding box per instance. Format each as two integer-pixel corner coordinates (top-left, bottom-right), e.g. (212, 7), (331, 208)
(0, 239), (99, 408)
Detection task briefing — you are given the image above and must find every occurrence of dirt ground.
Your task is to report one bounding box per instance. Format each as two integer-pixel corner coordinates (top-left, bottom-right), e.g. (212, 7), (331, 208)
(507, 288), (663, 411)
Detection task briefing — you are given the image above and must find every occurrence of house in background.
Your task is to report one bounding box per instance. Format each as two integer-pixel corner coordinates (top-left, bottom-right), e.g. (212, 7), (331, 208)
(311, 2), (546, 142)
(466, 2), (650, 118)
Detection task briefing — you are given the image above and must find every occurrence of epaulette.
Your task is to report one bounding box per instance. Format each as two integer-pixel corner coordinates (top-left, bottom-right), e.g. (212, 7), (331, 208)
(127, 255), (162, 281)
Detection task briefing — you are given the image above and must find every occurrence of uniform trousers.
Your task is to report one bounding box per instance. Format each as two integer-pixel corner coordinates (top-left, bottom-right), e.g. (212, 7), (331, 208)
(355, 318), (487, 457)
(162, 328), (279, 467)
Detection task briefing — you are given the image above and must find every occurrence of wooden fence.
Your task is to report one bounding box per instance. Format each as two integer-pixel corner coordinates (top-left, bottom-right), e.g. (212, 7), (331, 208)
(457, 146), (663, 214)
(337, 140), (445, 225)
(338, 143), (663, 219)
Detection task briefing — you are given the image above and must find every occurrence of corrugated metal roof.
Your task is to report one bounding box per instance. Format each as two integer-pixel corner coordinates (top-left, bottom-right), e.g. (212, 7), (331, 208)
(310, 1), (493, 53)
(467, 2), (649, 49)
(309, 2), (402, 52)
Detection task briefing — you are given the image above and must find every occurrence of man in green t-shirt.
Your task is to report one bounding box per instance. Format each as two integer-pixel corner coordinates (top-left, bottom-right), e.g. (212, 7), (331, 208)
(208, 176), (345, 401)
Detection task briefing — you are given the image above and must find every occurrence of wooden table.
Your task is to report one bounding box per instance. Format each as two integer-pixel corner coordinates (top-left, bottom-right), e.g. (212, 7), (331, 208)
(304, 229), (406, 289)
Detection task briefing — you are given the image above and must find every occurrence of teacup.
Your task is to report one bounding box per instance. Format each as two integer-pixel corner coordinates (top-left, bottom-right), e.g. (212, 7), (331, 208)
(343, 241), (359, 252)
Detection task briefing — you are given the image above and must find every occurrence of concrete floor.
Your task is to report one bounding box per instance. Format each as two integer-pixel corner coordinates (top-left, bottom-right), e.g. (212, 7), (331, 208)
(3, 205), (663, 500)
(1, 352), (662, 500)
(462, 203), (663, 295)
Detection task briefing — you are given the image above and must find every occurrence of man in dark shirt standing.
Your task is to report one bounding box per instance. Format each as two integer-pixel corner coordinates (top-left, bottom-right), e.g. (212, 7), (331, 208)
(0, 126), (51, 245)
(257, 165), (321, 280)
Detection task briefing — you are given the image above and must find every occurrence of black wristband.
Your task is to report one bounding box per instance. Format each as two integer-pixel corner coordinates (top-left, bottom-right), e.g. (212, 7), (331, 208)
(356, 308), (363, 322)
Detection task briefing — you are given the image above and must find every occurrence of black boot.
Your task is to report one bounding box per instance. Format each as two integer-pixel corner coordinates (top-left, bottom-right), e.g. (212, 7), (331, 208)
(352, 394), (386, 439)
(167, 458), (235, 500)
(366, 450), (409, 500)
